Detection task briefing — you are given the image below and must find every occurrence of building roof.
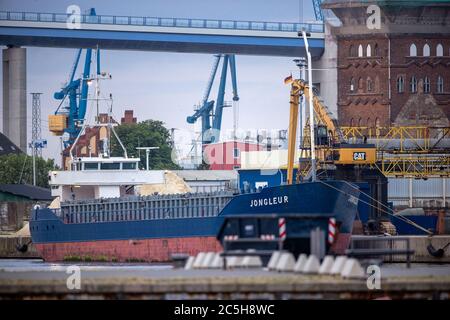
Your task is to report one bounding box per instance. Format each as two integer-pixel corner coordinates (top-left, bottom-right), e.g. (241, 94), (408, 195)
(0, 184), (52, 201)
(0, 133), (22, 156)
(172, 170), (237, 181)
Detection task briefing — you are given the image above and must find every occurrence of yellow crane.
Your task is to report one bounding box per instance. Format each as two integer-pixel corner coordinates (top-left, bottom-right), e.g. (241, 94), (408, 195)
(285, 77), (376, 184)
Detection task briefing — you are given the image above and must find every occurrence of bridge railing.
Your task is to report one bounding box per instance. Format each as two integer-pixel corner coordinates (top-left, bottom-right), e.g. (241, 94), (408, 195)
(0, 11), (324, 33)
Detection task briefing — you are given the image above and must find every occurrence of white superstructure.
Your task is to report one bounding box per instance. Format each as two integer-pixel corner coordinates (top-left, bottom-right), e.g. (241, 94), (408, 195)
(49, 156), (165, 201)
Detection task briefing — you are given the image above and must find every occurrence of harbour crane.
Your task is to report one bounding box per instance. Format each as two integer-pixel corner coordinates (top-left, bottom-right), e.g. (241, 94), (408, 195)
(187, 54), (239, 145)
(48, 8), (99, 149)
(311, 0), (324, 21)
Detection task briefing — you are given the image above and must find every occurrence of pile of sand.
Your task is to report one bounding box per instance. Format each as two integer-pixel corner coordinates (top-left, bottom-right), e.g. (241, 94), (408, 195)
(14, 222), (30, 237)
(48, 197), (60, 209)
(137, 170), (192, 196)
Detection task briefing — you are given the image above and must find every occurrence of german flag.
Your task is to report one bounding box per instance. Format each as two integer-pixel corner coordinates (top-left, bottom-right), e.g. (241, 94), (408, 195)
(284, 74), (293, 84)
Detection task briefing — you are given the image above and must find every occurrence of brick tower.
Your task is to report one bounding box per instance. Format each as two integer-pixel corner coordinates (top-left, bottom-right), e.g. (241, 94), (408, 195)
(322, 0), (450, 127)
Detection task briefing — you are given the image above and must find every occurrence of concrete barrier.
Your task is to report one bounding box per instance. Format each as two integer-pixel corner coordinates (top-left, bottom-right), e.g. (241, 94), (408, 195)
(303, 255), (320, 274)
(341, 258), (365, 279)
(192, 252), (206, 269)
(330, 256), (348, 275)
(241, 256), (263, 268)
(200, 252), (216, 268)
(267, 251), (282, 270)
(210, 253), (223, 269)
(294, 254), (308, 273)
(275, 252), (296, 272)
(184, 256), (195, 270)
(225, 256), (242, 269)
(319, 255), (335, 275)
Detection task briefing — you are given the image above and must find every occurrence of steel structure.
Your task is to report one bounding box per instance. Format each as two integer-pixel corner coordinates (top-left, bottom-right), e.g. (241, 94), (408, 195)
(312, 0), (324, 21)
(341, 126), (450, 178)
(30, 92), (43, 157)
(341, 126), (450, 154)
(187, 54), (239, 145)
(375, 154), (450, 178)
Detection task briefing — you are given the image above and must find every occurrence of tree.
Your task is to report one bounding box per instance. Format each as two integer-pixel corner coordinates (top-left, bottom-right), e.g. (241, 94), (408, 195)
(0, 154), (59, 188)
(110, 119), (179, 170)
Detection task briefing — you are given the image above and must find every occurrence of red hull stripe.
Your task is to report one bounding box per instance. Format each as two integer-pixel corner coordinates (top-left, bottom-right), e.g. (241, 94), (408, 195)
(35, 236), (222, 262)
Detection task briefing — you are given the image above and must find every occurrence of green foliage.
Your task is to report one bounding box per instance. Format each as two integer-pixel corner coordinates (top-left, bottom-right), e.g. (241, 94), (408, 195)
(110, 119), (179, 170)
(0, 153), (59, 188)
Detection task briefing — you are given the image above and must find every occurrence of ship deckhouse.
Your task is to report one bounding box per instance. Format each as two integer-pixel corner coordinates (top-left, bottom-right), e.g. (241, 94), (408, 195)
(49, 156), (165, 201)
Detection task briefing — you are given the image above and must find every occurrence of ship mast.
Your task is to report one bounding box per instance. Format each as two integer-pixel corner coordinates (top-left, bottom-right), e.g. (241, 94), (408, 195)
(69, 48), (128, 167)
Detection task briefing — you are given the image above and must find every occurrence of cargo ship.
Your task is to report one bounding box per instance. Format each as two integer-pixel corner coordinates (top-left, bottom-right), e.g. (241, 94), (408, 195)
(30, 159), (361, 262)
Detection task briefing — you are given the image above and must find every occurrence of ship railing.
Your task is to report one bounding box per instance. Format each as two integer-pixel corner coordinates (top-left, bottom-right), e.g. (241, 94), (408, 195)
(50, 208), (63, 219)
(60, 204), (224, 224)
(0, 10), (324, 33)
(347, 236), (414, 268)
(61, 190), (235, 205)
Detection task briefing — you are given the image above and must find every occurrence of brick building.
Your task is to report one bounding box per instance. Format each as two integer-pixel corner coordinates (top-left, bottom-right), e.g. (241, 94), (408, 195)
(323, 0), (450, 127)
(121, 110), (137, 124)
(62, 110), (136, 169)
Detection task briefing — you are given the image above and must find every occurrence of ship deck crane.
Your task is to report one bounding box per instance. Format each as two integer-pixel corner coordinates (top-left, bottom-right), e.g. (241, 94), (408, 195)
(187, 54), (239, 145)
(48, 8), (99, 149)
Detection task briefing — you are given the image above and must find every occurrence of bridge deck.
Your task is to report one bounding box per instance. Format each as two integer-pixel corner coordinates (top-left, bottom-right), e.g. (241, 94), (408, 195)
(0, 11), (325, 57)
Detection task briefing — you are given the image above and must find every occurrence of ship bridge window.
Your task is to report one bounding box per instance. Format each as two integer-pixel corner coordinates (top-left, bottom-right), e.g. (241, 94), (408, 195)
(122, 162), (137, 170)
(84, 162), (99, 170)
(100, 162), (121, 170)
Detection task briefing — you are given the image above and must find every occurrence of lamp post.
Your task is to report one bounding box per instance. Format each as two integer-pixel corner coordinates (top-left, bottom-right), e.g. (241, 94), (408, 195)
(299, 30), (317, 182)
(136, 147), (159, 170)
(293, 57), (307, 156)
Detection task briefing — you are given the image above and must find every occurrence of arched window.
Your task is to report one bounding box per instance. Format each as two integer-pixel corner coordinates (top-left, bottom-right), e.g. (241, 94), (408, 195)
(374, 43), (379, 56)
(358, 44), (363, 57)
(437, 76), (444, 93)
(423, 77), (430, 93)
(375, 118), (381, 127)
(397, 76), (404, 93)
(410, 76), (417, 93)
(374, 76), (380, 92)
(436, 44), (443, 57)
(358, 118), (363, 126)
(350, 78), (355, 92)
(367, 117), (371, 127)
(423, 44), (430, 56)
(366, 44), (372, 57)
(367, 77), (373, 92)
(349, 45), (355, 57)
(350, 118), (354, 126)
(409, 43), (417, 56)
(358, 77), (363, 91)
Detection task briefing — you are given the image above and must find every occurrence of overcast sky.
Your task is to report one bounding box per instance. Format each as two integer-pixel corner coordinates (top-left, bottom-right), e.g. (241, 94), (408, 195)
(0, 0), (316, 163)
